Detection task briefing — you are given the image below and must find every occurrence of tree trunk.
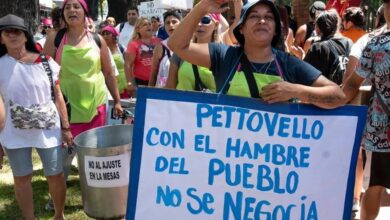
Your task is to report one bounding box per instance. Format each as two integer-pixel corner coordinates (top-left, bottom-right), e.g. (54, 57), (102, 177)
(0, 0), (39, 35)
(107, 0), (128, 23)
(128, 0), (139, 8)
(86, 0), (99, 21)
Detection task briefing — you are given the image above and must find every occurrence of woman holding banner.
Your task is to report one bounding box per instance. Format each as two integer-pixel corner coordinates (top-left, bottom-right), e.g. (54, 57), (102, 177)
(168, 0), (344, 109)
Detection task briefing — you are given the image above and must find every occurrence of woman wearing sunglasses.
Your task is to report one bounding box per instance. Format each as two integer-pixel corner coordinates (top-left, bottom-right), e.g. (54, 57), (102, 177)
(168, 0), (344, 109)
(165, 13), (220, 92)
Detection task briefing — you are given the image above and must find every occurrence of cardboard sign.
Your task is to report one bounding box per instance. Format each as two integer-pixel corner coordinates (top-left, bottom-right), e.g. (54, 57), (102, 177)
(138, 1), (165, 21)
(127, 88), (367, 220)
(84, 153), (130, 188)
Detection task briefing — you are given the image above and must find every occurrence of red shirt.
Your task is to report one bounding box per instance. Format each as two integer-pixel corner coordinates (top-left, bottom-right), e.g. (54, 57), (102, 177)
(127, 37), (161, 81)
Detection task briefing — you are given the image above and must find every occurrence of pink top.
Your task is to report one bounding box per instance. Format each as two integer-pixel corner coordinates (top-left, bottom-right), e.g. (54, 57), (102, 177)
(126, 37), (161, 81)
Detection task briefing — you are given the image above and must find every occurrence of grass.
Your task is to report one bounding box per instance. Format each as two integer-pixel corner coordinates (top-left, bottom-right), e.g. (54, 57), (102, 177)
(0, 148), (89, 219)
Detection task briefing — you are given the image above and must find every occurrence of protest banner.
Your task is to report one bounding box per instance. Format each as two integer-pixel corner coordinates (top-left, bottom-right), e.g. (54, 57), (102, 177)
(126, 88), (367, 220)
(155, 0), (194, 9)
(138, 1), (165, 21)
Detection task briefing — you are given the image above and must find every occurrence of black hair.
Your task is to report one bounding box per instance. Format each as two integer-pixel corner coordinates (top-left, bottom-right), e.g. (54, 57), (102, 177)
(163, 10), (183, 22)
(343, 7), (365, 29)
(309, 2), (326, 20)
(51, 7), (63, 30)
(316, 10), (339, 40)
(127, 6), (139, 14)
(151, 16), (160, 22)
(0, 30), (39, 57)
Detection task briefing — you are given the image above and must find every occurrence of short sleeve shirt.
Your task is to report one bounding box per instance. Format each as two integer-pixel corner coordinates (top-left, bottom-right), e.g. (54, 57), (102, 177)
(209, 43), (321, 96)
(127, 38), (161, 81)
(304, 37), (352, 83)
(0, 55), (61, 149)
(356, 31), (390, 152)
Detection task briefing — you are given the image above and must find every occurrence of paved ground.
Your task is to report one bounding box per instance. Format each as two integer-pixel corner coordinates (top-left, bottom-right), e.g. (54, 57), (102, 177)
(353, 190), (390, 220)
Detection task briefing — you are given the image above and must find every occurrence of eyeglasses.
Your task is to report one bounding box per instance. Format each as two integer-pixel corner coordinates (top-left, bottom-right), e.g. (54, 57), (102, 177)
(200, 16), (212, 25)
(247, 14), (275, 23)
(2, 28), (23, 35)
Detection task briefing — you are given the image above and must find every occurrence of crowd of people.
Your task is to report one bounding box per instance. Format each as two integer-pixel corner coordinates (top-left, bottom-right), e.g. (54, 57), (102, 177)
(0, 0), (389, 219)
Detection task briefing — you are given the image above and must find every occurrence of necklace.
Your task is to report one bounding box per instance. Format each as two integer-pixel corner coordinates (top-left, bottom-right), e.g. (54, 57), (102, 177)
(249, 55), (275, 73)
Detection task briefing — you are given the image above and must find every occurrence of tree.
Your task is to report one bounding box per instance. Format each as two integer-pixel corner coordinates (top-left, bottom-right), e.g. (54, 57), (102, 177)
(86, 0), (99, 21)
(107, 0), (128, 24)
(0, 0), (39, 35)
(104, 0), (142, 24)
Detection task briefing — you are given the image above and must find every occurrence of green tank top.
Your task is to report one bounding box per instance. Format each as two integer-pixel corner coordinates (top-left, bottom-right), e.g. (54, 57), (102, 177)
(227, 71), (282, 97)
(60, 44), (106, 123)
(176, 61), (216, 92)
(113, 53), (126, 94)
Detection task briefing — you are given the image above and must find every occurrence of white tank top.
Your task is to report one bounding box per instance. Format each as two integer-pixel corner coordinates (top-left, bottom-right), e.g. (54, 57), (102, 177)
(155, 39), (171, 87)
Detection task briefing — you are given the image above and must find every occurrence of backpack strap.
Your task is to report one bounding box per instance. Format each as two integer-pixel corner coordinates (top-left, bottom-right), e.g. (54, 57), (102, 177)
(192, 65), (208, 91)
(240, 53), (260, 98)
(118, 44), (125, 54)
(118, 44), (126, 59)
(40, 54), (55, 101)
(219, 50), (243, 95)
(54, 28), (67, 48)
(162, 44), (171, 58)
(119, 22), (125, 32)
(55, 28), (101, 49)
(92, 33), (101, 48)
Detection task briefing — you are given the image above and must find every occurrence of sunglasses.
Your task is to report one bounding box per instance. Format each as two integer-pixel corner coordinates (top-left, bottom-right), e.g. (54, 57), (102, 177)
(200, 16), (212, 25)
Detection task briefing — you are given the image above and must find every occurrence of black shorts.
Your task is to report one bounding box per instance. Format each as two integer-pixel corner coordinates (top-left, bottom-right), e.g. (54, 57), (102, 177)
(135, 78), (149, 86)
(363, 151), (390, 189)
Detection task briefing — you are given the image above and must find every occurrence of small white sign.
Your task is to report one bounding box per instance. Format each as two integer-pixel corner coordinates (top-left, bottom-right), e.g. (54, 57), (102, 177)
(139, 1), (166, 22)
(155, 0), (194, 9)
(84, 154), (130, 188)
